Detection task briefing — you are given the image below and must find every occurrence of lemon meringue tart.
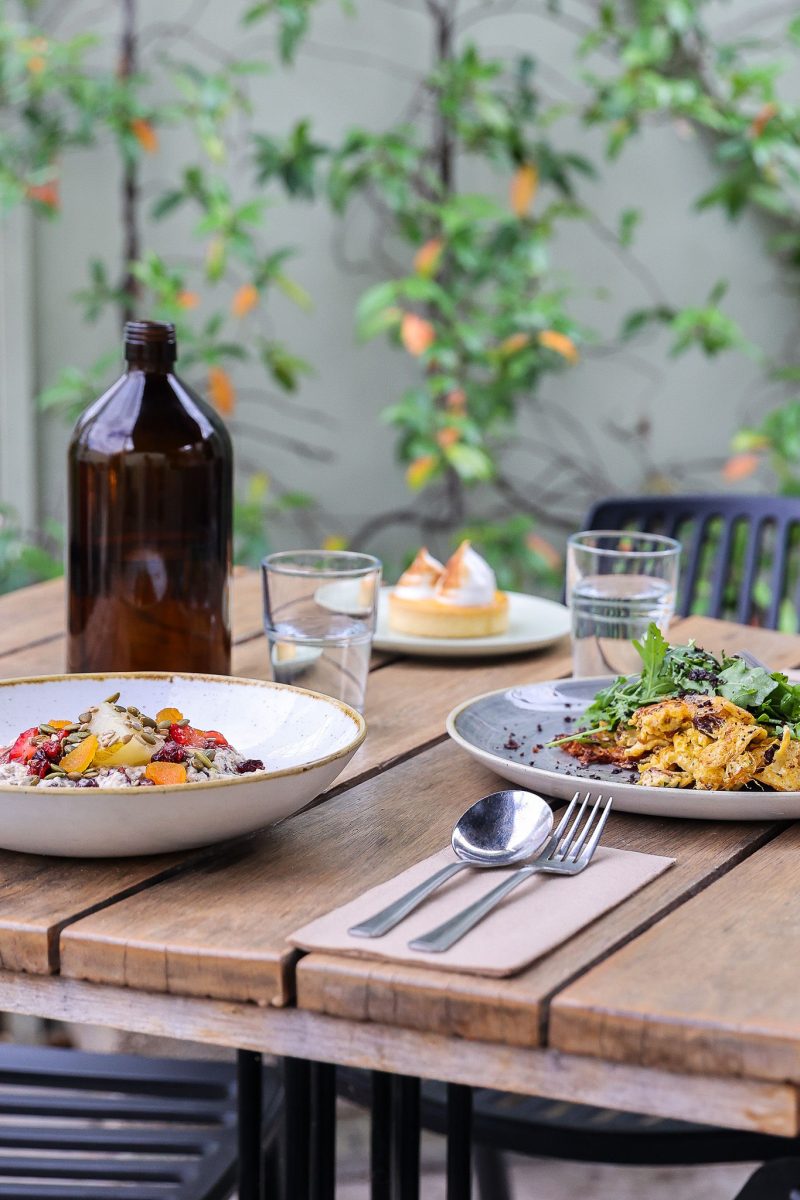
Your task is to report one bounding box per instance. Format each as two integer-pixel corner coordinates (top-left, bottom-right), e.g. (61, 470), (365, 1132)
(388, 541), (509, 638)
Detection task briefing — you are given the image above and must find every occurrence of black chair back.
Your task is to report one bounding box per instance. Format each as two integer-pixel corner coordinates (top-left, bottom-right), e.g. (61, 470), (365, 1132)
(583, 494), (800, 629)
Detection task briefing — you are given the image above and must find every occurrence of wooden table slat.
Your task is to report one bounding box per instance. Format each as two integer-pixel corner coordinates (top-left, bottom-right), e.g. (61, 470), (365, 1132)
(550, 821), (800, 1083)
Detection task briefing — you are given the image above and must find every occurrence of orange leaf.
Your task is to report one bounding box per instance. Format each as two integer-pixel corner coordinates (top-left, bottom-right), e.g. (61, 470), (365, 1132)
(177, 290), (199, 310)
(445, 389), (467, 415)
(510, 164), (538, 217)
(208, 365), (236, 415)
(436, 427), (460, 449)
(26, 180), (59, 209)
(131, 117), (159, 154)
(500, 332), (530, 356)
(526, 533), (562, 571)
(750, 103), (778, 138)
(145, 761), (187, 786)
(538, 329), (579, 364)
(27, 55), (46, 74)
(406, 454), (438, 492)
(413, 238), (443, 278)
(232, 283), (259, 318)
(723, 453), (760, 482)
(322, 534), (349, 551)
(400, 313), (435, 357)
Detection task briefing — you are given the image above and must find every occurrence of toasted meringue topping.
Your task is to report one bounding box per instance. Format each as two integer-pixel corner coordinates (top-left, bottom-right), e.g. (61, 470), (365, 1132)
(435, 540), (497, 607)
(394, 547), (445, 599)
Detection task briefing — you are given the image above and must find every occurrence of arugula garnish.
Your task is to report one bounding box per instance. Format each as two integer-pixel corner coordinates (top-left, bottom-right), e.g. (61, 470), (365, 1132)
(554, 623), (800, 746)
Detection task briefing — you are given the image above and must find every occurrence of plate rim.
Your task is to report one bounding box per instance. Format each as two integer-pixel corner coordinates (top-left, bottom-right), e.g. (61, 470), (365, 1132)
(445, 681), (800, 805)
(374, 589), (570, 656)
(0, 671), (367, 797)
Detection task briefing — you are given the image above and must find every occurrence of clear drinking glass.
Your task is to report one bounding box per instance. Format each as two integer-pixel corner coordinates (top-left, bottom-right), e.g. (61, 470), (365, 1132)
(567, 530), (681, 677)
(261, 550), (382, 712)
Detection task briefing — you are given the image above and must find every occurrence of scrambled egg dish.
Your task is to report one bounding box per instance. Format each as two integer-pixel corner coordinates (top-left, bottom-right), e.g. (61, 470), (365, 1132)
(562, 694), (800, 792)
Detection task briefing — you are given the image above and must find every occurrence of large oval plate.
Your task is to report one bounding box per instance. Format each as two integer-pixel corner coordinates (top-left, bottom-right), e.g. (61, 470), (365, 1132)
(0, 673), (366, 857)
(447, 676), (800, 820)
(373, 590), (570, 658)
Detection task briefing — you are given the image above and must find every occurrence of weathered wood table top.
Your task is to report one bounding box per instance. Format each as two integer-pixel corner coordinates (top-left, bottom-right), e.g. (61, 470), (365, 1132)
(0, 575), (799, 1135)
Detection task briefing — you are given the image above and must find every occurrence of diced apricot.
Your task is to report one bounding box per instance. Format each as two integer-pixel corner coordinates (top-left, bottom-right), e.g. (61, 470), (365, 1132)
(145, 761), (187, 786)
(59, 734), (98, 774)
(48, 720), (73, 729)
(156, 707), (183, 724)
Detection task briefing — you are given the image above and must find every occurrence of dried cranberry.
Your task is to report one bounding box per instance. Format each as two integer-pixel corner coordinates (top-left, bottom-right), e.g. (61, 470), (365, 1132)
(27, 740), (64, 778)
(137, 777), (155, 786)
(236, 758), (264, 774)
(75, 777), (99, 788)
(151, 741), (186, 764)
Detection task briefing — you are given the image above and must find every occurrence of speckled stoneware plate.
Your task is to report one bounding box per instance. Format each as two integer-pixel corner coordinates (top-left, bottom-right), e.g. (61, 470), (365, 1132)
(373, 589), (570, 658)
(0, 673), (366, 857)
(447, 676), (800, 821)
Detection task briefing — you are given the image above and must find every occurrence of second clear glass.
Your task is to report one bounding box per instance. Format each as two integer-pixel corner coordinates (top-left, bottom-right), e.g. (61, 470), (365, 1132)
(567, 530), (681, 677)
(261, 550), (382, 712)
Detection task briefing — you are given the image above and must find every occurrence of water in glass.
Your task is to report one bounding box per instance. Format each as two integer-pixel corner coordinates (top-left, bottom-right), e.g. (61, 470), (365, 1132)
(570, 573), (674, 677)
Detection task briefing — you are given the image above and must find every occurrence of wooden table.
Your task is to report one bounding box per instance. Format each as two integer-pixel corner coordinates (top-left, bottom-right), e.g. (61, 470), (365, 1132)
(1, 574), (800, 1197)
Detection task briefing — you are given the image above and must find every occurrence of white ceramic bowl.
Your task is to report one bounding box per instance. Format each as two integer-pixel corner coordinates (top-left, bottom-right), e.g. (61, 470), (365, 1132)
(0, 673), (366, 857)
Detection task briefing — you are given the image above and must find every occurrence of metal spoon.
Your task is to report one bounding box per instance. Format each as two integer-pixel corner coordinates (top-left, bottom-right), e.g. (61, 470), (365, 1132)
(347, 790), (553, 938)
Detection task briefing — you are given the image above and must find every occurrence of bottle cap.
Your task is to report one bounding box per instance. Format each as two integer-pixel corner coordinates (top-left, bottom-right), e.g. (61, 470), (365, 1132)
(124, 320), (177, 369)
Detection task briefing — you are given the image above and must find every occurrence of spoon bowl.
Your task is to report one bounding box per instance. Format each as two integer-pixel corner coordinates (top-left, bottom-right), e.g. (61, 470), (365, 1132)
(348, 788), (553, 938)
(452, 789), (553, 867)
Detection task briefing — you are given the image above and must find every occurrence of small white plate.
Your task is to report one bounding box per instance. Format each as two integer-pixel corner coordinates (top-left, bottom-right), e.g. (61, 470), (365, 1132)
(373, 589), (570, 658)
(447, 678), (800, 820)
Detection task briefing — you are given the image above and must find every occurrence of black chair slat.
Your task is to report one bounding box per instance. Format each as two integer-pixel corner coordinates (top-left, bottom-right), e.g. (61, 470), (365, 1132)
(0, 1188), (172, 1200)
(736, 516), (764, 625)
(0, 1046), (233, 1100)
(0, 1127), (217, 1152)
(0, 1093), (229, 1123)
(766, 520), (793, 630)
(0, 1155), (186, 1180)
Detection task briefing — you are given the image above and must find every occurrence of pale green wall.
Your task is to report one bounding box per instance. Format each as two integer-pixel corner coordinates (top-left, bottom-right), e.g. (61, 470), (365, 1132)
(30, 0), (793, 563)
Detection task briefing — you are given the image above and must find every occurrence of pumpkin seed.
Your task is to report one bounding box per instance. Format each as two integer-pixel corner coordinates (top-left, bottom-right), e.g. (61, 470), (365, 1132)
(157, 720), (172, 730)
(83, 769), (99, 777)
(63, 723), (80, 733)
(126, 706), (140, 715)
(48, 765), (66, 776)
(140, 730), (158, 745)
(204, 747), (216, 761)
(28, 776), (39, 787)
(103, 692), (120, 705)
(121, 734), (134, 744)
(129, 718), (143, 731)
(67, 771), (86, 781)
(193, 750), (215, 770)
(177, 718), (190, 727)
(38, 723), (57, 735)
(140, 715), (157, 729)
(113, 704), (127, 714)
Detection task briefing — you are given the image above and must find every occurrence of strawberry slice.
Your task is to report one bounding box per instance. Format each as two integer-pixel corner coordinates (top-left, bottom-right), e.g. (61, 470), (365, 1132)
(5, 727), (40, 764)
(169, 723), (207, 749)
(202, 730), (229, 748)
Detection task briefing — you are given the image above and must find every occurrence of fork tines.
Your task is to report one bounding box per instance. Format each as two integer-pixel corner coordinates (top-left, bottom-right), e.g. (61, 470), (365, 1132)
(547, 791), (613, 864)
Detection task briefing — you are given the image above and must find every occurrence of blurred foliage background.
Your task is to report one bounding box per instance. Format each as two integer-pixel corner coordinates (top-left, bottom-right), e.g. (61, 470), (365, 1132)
(1, 0), (799, 595)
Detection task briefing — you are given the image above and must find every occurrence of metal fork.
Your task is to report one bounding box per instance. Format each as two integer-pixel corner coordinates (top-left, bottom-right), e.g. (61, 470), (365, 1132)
(408, 792), (613, 954)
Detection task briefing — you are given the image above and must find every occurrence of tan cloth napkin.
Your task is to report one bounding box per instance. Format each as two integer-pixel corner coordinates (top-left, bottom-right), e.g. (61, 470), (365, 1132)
(289, 845), (674, 977)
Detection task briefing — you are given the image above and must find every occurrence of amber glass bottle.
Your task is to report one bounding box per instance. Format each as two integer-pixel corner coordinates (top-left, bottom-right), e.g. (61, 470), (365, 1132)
(67, 321), (232, 674)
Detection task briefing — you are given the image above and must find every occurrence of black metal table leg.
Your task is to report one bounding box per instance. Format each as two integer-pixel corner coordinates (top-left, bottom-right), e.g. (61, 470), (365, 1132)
(310, 1062), (336, 1200)
(391, 1075), (420, 1200)
(283, 1057), (311, 1200)
(446, 1084), (472, 1199)
(237, 1049), (263, 1200)
(370, 1071), (392, 1200)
